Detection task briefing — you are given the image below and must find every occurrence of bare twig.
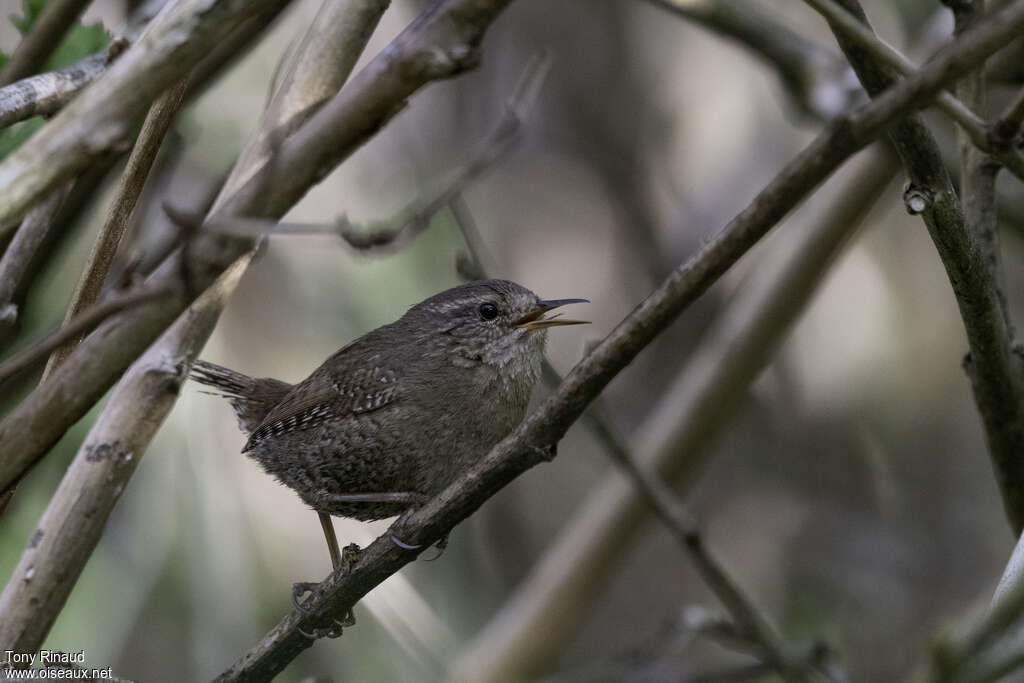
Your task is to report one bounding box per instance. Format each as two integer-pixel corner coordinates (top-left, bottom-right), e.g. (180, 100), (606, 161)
(42, 78), (189, 377)
(819, 0), (1024, 533)
(453, 144), (899, 683)
(0, 41), (129, 130)
(803, 0), (1024, 181)
(990, 85), (1024, 152)
(191, 54), (548, 250)
(642, 0), (854, 119)
(0, 284), (175, 391)
(214, 5), (1024, 671)
(0, 257), (250, 659)
(0, 0), (294, 233)
(0, 182), (75, 347)
(0, 0), (94, 86)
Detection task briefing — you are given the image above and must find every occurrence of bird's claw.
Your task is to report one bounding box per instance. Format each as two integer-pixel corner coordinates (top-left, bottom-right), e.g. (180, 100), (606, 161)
(291, 581), (320, 614)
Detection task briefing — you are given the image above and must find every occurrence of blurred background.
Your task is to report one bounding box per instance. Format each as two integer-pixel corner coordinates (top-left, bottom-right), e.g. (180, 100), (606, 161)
(2, 0), (1024, 681)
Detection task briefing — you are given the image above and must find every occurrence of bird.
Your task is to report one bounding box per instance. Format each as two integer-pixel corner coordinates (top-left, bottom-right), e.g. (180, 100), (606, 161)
(191, 279), (588, 567)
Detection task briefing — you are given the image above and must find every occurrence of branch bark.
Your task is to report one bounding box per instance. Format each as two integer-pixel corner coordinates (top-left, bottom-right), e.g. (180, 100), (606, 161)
(214, 4), (1024, 674)
(0, 41), (128, 130)
(0, 0), (94, 86)
(818, 0), (1024, 533)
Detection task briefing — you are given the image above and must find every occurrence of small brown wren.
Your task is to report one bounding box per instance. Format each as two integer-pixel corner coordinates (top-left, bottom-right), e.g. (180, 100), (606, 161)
(191, 279), (587, 561)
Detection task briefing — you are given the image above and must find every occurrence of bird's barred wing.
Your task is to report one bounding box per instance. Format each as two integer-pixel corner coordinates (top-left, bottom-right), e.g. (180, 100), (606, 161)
(243, 345), (399, 451)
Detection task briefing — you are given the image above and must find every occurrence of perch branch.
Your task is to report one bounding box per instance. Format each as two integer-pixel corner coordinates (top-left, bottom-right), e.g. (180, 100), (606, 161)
(215, 5), (1024, 672)
(452, 144), (898, 683)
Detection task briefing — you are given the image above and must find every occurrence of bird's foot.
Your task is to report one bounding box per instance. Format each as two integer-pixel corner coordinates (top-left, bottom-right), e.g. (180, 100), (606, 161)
(291, 543), (362, 638)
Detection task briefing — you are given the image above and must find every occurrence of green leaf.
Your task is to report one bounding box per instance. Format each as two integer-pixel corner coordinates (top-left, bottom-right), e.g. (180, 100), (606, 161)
(10, 0), (46, 35)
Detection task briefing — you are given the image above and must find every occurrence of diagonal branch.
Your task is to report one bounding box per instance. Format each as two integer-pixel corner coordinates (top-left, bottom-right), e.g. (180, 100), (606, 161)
(215, 4), (1024, 677)
(816, 0), (1024, 533)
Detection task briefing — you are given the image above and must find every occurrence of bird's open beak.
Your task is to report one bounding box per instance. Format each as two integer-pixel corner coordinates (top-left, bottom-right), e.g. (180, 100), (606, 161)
(515, 298), (590, 330)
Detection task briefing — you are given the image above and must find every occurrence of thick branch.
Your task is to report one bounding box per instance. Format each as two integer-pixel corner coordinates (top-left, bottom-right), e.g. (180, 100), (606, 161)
(0, 258), (250, 658)
(215, 5), (1024, 676)
(820, 0), (1024, 533)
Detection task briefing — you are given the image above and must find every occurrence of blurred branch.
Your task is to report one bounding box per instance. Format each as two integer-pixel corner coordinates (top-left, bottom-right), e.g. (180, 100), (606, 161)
(0, 182), (74, 347)
(804, 0), (1024, 181)
(819, 0), (1024, 534)
(0, 256), (251, 660)
(990, 85), (1024, 152)
(642, 0), (855, 119)
(216, 8), (1024, 669)
(0, 0), (518, 495)
(42, 78), (189, 377)
(0, 0), (293, 234)
(452, 143), (898, 682)
(0, 41), (129, 129)
(192, 54), (548, 250)
(0, 283), (175, 391)
(0, 0), (93, 86)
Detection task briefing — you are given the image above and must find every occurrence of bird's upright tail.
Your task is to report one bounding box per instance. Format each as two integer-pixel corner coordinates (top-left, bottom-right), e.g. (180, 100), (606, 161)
(190, 360), (293, 435)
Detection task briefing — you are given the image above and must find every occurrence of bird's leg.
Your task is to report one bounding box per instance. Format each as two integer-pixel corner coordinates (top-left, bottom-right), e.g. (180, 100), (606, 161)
(293, 542), (362, 638)
(319, 511), (342, 570)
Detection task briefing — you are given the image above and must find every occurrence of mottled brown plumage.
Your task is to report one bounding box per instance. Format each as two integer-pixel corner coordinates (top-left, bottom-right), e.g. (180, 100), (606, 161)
(192, 279), (587, 522)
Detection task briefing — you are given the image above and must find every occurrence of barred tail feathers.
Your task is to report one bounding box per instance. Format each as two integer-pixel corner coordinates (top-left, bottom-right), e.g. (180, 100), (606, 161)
(190, 360), (292, 435)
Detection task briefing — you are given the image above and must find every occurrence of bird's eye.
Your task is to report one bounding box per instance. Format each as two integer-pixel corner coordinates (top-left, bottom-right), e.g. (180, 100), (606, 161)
(479, 302), (499, 320)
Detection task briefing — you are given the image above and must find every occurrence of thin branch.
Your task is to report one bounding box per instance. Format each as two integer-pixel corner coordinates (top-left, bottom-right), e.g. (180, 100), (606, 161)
(452, 144), (899, 683)
(819, 0), (1024, 533)
(0, 41), (129, 130)
(0, 182), (75, 348)
(0, 284), (175, 391)
(0, 0), (294, 234)
(0, 0), (94, 86)
(0, 257), (250, 659)
(642, 0), (854, 119)
(189, 54), (548, 250)
(214, 5), (1024, 672)
(42, 78), (189, 377)
(990, 85), (1024, 152)
(803, 0), (1024, 181)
